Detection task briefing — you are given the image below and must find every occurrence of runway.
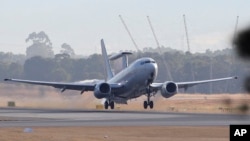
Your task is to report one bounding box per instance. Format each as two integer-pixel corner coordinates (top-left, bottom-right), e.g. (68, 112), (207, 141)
(0, 107), (249, 127)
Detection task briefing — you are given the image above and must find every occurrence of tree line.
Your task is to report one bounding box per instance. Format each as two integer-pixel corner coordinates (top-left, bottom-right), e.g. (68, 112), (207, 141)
(1, 48), (246, 93)
(0, 31), (247, 94)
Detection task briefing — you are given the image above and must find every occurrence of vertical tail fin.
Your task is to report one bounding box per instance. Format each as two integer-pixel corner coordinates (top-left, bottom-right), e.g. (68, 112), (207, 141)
(101, 39), (113, 81)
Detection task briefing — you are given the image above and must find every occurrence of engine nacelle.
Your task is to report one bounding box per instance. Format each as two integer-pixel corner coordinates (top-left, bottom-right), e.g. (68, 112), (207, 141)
(94, 82), (111, 99)
(161, 81), (178, 98)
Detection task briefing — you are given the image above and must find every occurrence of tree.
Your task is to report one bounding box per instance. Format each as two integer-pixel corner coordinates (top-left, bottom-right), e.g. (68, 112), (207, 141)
(60, 43), (75, 57)
(7, 62), (23, 78)
(25, 31), (54, 59)
(51, 68), (71, 81)
(24, 56), (55, 80)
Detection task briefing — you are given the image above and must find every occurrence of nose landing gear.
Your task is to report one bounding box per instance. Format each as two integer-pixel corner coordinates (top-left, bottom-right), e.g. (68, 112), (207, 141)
(143, 87), (154, 109)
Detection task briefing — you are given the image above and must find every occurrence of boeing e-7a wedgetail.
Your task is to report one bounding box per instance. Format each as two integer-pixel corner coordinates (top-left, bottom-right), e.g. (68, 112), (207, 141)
(4, 39), (237, 109)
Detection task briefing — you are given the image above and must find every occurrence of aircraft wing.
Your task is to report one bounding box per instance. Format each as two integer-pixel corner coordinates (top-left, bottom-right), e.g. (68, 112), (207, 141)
(176, 76), (237, 89)
(150, 76), (237, 90)
(4, 78), (97, 92)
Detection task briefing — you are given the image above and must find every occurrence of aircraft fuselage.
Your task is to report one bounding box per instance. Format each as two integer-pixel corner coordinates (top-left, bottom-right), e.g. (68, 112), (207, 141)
(108, 57), (158, 100)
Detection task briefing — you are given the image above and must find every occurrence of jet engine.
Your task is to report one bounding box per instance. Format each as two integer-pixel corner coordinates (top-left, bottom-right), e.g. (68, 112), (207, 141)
(161, 81), (178, 98)
(94, 82), (111, 99)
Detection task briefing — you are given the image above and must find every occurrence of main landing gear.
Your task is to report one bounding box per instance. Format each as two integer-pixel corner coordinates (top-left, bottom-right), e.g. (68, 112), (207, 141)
(143, 100), (153, 109)
(143, 88), (154, 109)
(104, 100), (115, 109)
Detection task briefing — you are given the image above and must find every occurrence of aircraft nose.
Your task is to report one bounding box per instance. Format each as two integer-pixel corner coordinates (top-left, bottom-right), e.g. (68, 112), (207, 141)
(149, 62), (158, 78)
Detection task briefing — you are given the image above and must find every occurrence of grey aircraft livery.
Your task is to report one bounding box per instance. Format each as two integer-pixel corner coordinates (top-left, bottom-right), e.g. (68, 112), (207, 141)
(4, 39), (237, 109)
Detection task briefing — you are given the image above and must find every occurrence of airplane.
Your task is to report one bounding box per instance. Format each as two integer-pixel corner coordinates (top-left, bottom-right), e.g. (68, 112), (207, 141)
(4, 39), (237, 109)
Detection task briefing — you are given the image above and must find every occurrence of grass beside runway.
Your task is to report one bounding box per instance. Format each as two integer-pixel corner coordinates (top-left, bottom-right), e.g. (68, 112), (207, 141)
(0, 84), (250, 114)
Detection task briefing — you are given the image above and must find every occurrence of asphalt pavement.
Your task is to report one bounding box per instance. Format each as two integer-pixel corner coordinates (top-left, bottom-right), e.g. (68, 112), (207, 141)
(0, 107), (249, 127)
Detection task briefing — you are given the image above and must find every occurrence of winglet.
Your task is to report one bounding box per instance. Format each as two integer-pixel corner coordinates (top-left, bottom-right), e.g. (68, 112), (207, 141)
(101, 39), (113, 81)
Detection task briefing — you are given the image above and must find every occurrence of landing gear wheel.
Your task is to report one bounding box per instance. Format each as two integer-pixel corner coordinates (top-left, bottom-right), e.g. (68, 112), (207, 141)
(110, 101), (115, 109)
(104, 100), (115, 110)
(149, 101), (154, 109)
(144, 86), (154, 109)
(143, 101), (148, 109)
(104, 101), (109, 109)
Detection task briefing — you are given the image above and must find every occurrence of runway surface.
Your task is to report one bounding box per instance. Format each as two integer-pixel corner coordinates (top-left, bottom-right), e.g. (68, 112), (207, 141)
(0, 107), (249, 127)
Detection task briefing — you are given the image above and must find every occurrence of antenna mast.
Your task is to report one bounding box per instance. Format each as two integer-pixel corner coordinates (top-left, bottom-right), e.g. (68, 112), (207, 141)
(183, 14), (196, 93)
(146, 16), (173, 80)
(147, 16), (160, 48)
(119, 15), (140, 52)
(225, 16), (239, 92)
(183, 14), (190, 52)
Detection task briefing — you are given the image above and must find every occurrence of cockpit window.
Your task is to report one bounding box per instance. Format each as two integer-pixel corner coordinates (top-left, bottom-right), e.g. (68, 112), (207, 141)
(140, 60), (156, 65)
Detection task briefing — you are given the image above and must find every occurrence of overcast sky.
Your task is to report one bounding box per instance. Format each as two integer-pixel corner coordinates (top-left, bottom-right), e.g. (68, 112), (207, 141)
(1, 0), (250, 55)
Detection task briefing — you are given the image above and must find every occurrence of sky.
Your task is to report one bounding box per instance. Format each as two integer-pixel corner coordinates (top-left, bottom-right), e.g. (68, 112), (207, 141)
(1, 0), (250, 55)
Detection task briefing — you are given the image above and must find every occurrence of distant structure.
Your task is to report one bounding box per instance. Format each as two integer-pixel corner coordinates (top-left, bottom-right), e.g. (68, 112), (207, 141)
(183, 14), (190, 52)
(183, 14), (196, 93)
(146, 16), (173, 81)
(119, 15), (140, 52)
(225, 16), (239, 92)
(146, 16), (160, 48)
